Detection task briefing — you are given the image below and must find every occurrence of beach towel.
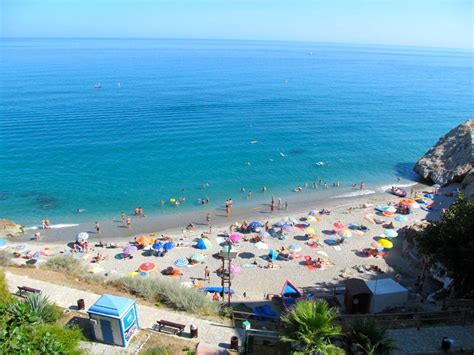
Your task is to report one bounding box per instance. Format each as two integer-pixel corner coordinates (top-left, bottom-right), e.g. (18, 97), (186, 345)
(333, 245), (342, 252)
(215, 237), (226, 245)
(242, 263), (258, 268)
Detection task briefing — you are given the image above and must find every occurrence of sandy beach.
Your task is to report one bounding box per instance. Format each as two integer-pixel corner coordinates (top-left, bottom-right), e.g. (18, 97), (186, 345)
(4, 180), (458, 305)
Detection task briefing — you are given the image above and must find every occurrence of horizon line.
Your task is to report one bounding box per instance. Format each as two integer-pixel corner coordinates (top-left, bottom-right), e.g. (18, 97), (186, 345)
(1, 36), (472, 52)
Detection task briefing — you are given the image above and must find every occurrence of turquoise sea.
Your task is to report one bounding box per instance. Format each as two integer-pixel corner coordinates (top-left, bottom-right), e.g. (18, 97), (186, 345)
(0, 39), (472, 225)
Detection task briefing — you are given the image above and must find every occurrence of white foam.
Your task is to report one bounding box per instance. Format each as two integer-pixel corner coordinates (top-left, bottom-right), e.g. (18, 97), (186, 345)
(25, 223), (79, 230)
(378, 182), (417, 192)
(331, 190), (376, 199)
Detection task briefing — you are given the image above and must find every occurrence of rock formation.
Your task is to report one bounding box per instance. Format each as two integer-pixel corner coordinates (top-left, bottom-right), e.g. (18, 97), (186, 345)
(0, 219), (24, 238)
(414, 119), (473, 199)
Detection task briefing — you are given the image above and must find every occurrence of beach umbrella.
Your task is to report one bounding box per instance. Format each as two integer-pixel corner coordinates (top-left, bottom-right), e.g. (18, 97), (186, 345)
(338, 229), (352, 238)
(333, 222), (345, 230)
(76, 232), (89, 242)
(295, 223), (309, 230)
(230, 233), (243, 243)
(383, 211), (394, 217)
(288, 244), (302, 253)
(221, 245), (236, 253)
(317, 251), (329, 257)
(383, 206), (397, 213)
(268, 249), (278, 260)
(163, 242), (175, 251)
(282, 224), (293, 232)
(190, 253), (205, 262)
(309, 210), (319, 216)
(395, 215), (408, 222)
(136, 236), (152, 246)
(249, 221), (263, 229)
(259, 231), (270, 238)
(306, 227), (316, 235)
(0, 239), (7, 249)
(432, 184), (441, 189)
(152, 241), (163, 251)
(255, 242), (268, 250)
(306, 215), (317, 222)
(123, 245), (138, 255)
(230, 264), (241, 274)
(285, 217), (298, 224)
(274, 221), (284, 227)
(138, 262), (157, 273)
(174, 258), (189, 267)
(195, 238), (212, 250)
(384, 229), (398, 238)
(371, 242), (384, 251)
(379, 239), (393, 249)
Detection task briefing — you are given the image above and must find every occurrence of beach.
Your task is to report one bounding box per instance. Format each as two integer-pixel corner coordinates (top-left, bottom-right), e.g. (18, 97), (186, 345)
(7, 181), (455, 303)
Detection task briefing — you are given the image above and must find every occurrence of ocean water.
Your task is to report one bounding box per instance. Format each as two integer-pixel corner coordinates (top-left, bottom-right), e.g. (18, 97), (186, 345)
(1, 39), (472, 225)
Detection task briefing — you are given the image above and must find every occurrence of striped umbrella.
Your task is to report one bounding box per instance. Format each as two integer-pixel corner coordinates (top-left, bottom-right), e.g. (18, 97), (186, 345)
(174, 258), (189, 267)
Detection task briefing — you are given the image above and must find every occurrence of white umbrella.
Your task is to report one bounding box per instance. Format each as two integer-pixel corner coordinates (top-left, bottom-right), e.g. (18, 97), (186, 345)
(384, 229), (398, 238)
(254, 242), (268, 250)
(76, 232), (89, 241)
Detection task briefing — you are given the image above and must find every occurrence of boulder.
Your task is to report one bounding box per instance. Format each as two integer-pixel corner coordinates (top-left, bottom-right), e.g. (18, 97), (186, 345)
(402, 220), (431, 245)
(0, 219), (24, 238)
(414, 119), (473, 186)
(461, 170), (474, 200)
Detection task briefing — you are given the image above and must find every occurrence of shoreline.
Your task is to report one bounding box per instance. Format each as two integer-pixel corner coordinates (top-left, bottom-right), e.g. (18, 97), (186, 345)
(17, 180), (424, 244)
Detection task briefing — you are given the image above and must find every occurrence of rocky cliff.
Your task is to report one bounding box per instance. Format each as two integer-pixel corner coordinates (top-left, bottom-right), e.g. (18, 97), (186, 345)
(414, 119), (473, 198)
(0, 219), (24, 238)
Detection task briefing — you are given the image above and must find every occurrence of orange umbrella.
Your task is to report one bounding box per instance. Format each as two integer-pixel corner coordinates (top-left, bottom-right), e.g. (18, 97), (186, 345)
(136, 236), (152, 246)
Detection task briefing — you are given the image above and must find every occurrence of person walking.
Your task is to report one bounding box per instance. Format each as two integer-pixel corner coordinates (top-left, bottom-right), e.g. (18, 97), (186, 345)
(121, 212), (126, 223)
(204, 266), (210, 282)
(95, 222), (100, 234)
(206, 213), (212, 224)
(126, 217), (132, 229)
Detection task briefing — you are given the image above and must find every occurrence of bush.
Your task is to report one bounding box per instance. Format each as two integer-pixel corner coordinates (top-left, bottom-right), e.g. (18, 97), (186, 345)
(119, 277), (218, 315)
(0, 269), (11, 305)
(37, 323), (84, 355)
(44, 255), (84, 274)
(24, 292), (62, 323)
(0, 250), (12, 266)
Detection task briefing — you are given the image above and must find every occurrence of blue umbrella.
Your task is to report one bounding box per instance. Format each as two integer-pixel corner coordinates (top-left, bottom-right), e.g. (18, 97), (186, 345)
(152, 242), (163, 251)
(174, 258), (189, 267)
(249, 221), (264, 229)
(282, 224), (293, 232)
(163, 242), (175, 251)
(0, 239), (7, 249)
(268, 249), (278, 260)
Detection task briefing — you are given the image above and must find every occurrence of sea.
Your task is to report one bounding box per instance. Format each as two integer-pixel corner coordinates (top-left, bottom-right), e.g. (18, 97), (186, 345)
(1, 38), (472, 226)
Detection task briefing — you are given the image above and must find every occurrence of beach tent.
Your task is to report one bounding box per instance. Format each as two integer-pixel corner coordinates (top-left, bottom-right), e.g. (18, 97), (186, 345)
(365, 278), (409, 313)
(280, 279), (302, 307)
(268, 249), (278, 261)
(344, 278), (372, 314)
(87, 294), (139, 347)
(195, 238), (212, 250)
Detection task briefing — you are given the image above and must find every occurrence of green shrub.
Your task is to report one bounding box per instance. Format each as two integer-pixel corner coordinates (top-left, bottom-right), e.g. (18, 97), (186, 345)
(24, 292), (62, 323)
(120, 277), (218, 315)
(37, 323), (84, 355)
(44, 255), (84, 274)
(0, 269), (11, 305)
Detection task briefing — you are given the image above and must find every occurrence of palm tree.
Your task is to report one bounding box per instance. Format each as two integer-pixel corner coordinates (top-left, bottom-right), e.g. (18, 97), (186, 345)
(281, 299), (344, 354)
(348, 318), (396, 355)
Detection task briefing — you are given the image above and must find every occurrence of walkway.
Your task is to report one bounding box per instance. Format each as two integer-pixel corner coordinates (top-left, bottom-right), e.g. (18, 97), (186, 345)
(388, 325), (474, 354)
(5, 272), (242, 352)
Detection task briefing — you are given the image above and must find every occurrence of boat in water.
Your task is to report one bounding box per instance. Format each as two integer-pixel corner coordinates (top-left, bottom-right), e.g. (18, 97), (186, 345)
(94, 83), (102, 88)
(390, 186), (407, 197)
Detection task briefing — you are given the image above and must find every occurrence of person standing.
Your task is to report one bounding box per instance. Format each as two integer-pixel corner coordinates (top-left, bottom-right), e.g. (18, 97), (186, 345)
(278, 198), (282, 209)
(204, 266), (210, 282)
(126, 217), (132, 229)
(95, 222), (100, 234)
(206, 213), (211, 224)
(270, 201), (274, 213)
(262, 186), (266, 193)
(121, 212), (126, 223)
(284, 200), (288, 210)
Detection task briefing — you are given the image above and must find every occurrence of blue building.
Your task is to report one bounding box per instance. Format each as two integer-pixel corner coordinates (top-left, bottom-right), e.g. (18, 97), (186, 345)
(87, 294), (139, 347)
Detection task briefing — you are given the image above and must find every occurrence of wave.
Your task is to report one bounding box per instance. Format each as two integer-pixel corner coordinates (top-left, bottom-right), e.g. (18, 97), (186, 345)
(24, 223), (79, 230)
(331, 189), (376, 199)
(377, 182), (417, 192)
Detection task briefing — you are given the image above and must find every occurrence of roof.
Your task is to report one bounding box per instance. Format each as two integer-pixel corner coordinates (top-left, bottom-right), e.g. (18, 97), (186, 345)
(345, 278), (372, 296)
(88, 294), (135, 318)
(365, 278), (408, 295)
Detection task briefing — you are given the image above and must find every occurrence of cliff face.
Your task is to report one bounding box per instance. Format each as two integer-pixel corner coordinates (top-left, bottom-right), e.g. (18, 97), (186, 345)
(0, 219), (24, 238)
(414, 119), (473, 198)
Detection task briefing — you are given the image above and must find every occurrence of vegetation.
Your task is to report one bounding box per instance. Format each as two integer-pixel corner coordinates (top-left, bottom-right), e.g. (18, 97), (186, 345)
(417, 193), (474, 296)
(44, 255), (84, 273)
(0, 277), (83, 354)
(0, 270), (12, 305)
(120, 277), (218, 316)
(0, 250), (12, 266)
(281, 300), (344, 354)
(347, 318), (396, 355)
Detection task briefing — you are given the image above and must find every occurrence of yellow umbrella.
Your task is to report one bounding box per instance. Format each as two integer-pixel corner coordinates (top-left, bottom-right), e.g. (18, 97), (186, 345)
(136, 235), (152, 246)
(306, 215), (317, 222)
(379, 239), (393, 249)
(306, 227), (316, 235)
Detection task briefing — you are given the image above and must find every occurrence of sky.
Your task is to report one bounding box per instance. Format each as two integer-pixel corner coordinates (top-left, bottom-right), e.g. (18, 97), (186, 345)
(0, 0), (472, 49)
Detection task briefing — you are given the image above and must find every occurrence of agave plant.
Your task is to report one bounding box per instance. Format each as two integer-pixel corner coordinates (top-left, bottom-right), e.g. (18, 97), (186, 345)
(23, 293), (57, 323)
(281, 300), (344, 354)
(348, 318), (396, 355)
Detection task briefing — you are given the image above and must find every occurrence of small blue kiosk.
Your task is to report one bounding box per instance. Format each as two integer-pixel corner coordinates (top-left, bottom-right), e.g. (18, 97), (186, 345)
(87, 294), (139, 347)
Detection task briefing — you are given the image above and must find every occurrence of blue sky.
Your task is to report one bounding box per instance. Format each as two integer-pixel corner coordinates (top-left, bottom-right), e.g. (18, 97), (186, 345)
(1, 0), (472, 48)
